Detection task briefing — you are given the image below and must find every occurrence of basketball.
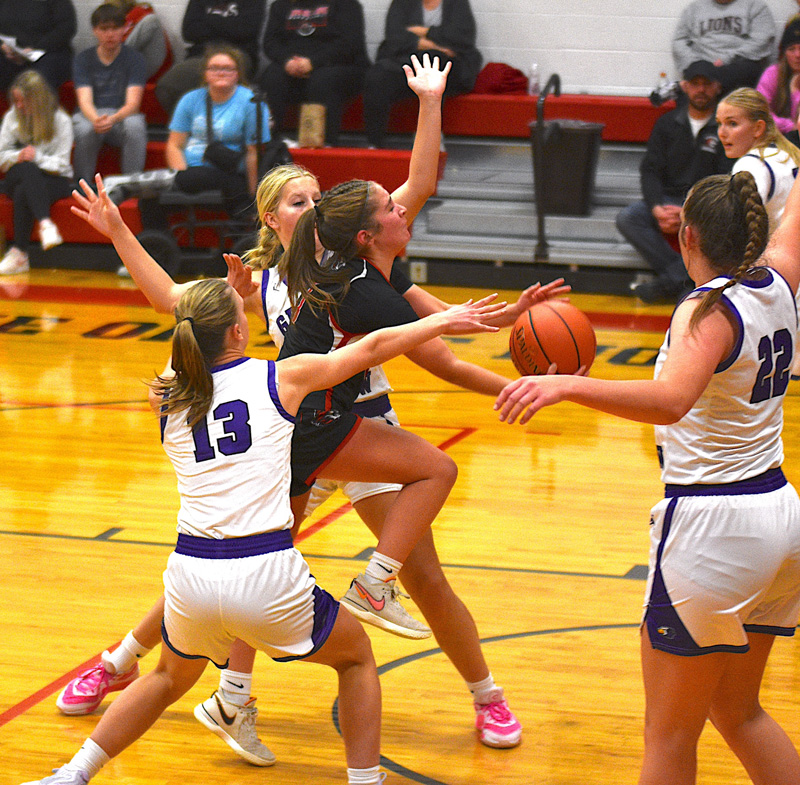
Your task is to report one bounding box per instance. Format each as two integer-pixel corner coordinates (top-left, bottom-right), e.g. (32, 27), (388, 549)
(509, 300), (597, 375)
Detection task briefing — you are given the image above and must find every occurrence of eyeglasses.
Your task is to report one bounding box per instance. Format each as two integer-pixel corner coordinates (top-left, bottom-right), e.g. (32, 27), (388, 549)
(206, 66), (237, 74)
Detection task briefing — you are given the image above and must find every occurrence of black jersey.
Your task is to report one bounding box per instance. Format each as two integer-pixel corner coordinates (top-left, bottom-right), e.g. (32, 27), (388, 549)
(278, 258), (416, 412)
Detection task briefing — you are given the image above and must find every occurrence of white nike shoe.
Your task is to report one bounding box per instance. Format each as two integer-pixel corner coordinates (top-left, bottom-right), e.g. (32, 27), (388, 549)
(194, 691), (276, 766)
(20, 766), (89, 785)
(340, 572), (431, 639)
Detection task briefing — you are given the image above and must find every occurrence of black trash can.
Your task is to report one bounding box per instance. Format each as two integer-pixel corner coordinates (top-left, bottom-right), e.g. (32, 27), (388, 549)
(530, 119), (605, 216)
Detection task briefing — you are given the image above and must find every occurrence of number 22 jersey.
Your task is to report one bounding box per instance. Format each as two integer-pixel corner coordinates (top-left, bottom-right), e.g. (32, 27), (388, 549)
(654, 270), (797, 485)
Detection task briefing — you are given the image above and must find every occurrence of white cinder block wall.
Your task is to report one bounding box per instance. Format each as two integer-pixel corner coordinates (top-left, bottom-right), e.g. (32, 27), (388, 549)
(69, 0), (795, 96)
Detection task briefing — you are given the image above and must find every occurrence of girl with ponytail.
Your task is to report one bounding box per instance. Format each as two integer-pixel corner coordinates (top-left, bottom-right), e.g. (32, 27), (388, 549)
(67, 51), (548, 749)
(495, 169), (800, 784)
(20, 225), (503, 785)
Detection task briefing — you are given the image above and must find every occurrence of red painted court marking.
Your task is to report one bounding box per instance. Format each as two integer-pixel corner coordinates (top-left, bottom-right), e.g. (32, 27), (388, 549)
(0, 644), (119, 728)
(0, 284), (151, 308)
(1, 284), (673, 333)
(1, 428), (480, 725)
(583, 310), (670, 334)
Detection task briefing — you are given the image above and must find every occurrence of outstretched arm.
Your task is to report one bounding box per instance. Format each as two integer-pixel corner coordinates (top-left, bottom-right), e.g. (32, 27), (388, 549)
(71, 176), (186, 314)
(391, 53), (451, 224)
(404, 279), (571, 328)
(276, 296), (503, 413)
(406, 337), (512, 395)
(495, 297), (733, 425)
(71, 177), (260, 314)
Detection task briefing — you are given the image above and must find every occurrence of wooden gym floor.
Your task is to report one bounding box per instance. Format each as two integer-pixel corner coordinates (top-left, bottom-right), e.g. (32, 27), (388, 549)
(2, 269), (799, 785)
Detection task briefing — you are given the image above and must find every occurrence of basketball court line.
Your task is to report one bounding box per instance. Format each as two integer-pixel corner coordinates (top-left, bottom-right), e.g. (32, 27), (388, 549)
(0, 527), (649, 583)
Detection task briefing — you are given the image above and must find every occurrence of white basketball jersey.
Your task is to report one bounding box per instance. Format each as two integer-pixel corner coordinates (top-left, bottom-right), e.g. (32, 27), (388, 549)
(733, 146), (799, 233)
(161, 358), (295, 539)
(260, 266), (393, 402)
(654, 270), (796, 485)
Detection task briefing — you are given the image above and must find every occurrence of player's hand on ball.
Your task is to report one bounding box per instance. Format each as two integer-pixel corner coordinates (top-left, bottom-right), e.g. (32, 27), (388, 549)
(495, 375), (570, 424)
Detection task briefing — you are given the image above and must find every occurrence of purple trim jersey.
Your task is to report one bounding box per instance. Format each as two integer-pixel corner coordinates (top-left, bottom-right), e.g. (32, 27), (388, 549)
(161, 358), (295, 538)
(654, 269), (796, 485)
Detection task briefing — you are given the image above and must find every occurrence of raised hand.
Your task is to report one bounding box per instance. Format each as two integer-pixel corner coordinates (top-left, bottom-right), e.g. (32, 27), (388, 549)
(403, 52), (451, 101)
(224, 253), (258, 300)
(70, 175), (127, 240)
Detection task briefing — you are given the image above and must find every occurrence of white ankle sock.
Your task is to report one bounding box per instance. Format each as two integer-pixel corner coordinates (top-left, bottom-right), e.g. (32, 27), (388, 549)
(467, 673), (498, 704)
(347, 765), (382, 784)
(68, 738), (109, 780)
(101, 631), (151, 675)
(365, 552), (402, 583)
(218, 670), (253, 707)
(39, 218), (56, 230)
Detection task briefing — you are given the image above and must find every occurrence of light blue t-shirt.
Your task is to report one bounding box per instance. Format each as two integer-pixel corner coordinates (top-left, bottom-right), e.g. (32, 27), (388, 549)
(170, 85), (271, 170)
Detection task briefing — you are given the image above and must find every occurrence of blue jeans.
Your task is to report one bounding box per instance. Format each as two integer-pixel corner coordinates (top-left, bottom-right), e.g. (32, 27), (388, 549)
(615, 199), (687, 284)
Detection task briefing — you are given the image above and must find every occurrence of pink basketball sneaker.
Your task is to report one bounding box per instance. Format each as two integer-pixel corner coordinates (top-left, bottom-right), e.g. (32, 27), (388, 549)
(474, 688), (522, 748)
(56, 659), (140, 715)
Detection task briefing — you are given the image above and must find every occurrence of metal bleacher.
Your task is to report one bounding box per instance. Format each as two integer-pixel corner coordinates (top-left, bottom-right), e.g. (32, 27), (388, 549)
(401, 136), (651, 295)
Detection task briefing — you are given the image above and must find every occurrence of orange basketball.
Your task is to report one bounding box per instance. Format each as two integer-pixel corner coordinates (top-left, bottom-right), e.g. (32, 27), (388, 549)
(509, 300), (596, 375)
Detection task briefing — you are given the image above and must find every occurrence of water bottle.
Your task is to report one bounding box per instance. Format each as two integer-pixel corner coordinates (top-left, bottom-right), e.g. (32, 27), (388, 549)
(649, 71), (677, 107)
(528, 63), (540, 96)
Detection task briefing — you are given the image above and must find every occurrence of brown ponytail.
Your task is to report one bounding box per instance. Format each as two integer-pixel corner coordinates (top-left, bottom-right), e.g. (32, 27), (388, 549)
(281, 179), (380, 313)
(149, 279), (238, 427)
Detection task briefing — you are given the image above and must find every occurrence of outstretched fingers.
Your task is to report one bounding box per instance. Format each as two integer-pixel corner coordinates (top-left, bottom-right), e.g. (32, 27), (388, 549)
(404, 52), (451, 97)
(442, 294), (505, 334)
(224, 253), (258, 299)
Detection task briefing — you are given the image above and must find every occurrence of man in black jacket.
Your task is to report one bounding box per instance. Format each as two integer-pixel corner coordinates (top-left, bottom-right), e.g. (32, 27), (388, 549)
(617, 60), (731, 303)
(155, 0), (265, 117)
(362, 0), (481, 148)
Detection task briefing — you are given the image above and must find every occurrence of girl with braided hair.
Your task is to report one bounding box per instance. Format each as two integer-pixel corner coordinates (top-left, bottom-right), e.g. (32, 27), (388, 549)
(716, 88), (800, 232)
(495, 170), (800, 785)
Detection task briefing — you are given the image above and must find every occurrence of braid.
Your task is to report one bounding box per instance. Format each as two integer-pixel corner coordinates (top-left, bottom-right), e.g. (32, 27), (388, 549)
(242, 222), (281, 271)
(687, 171), (769, 330)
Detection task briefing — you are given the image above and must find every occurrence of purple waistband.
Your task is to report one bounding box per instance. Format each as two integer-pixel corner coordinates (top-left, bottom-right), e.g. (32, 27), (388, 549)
(351, 393), (392, 418)
(175, 529), (293, 559)
(665, 468), (786, 498)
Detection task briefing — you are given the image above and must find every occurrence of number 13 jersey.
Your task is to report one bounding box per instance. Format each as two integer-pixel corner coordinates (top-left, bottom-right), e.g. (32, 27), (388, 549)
(161, 358), (295, 539)
(655, 270), (797, 485)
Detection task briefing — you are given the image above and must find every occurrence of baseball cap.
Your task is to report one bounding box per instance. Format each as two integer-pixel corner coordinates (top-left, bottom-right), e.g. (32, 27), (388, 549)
(683, 60), (720, 82)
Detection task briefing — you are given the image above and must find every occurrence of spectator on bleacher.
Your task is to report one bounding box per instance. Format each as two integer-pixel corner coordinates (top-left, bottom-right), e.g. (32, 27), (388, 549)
(155, 0), (265, 119)
(756, 15), (800, 145)
(616, 61), (731, 304)
(672, 0), (777, 95)
(72, 4), (147, 185)
(106, 0), (173, 82)
(0, 0), (77, 92)
(139, 45), (270, 235)
(0, 70), (73, 275)
(362, 0), (481, 148)
(259, 0), (369, 147)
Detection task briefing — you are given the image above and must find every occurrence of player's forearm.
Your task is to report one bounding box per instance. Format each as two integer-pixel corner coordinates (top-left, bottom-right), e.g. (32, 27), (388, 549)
(110, 223), (187, 313)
